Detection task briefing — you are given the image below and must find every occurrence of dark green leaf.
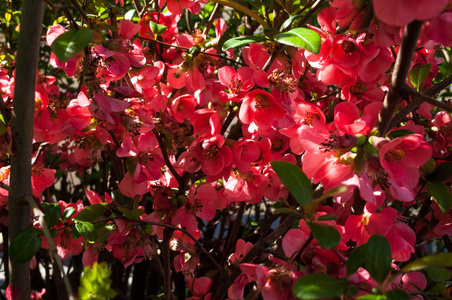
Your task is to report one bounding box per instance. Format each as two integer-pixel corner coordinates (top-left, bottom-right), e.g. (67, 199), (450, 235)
(10, 228), (42, 263)
(222, 35), (268, 51)
(149, 20), (167, 36)
(427, 162), (452, 182)
(386, 129), (415, 140)
(271, 161), (313, 207)
(42, 203), (61, 228)
(385, 290), (410, 300)
(344, 284), (358, 296)
(401, 252), (452, 273)
(309, 221), (340, 249)
(427, 180), (452, 213)
(293, 273), (346, 299)
(75, 203), (109, 222)
(347, 244), (368, 276)
(51, 28), (93, 62)
(280, 14), (303, 31)
(364, 235), (392, 285)
(409, 64), (431, 90)
(426, 266), (451, 282)
(273, 27), (320, 53)
(62, 207), (76, 219)
(118, 208), (145, 220)
(264, 28), (279, 39)
(316, 214), (338, 221)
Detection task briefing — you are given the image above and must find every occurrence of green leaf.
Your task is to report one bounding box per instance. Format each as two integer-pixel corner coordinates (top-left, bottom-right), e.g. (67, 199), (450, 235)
(385, 290), (410, 300)
(75, 203), (109, 222)
(293, 273), (346, 299)
(75, 220), (96, 241)
(280, 14), (303, 31)
(309, 221), (340, 249)
(0, 114), (6, 135)
(42, 203), (61, 228)
(426, 266), (451, 282)
(427, 180), (452, 213)
(10, 228), (43, 263)
(347, 244), (368, 276)
(62, 207), (76, 219)
(316, 214), (338, 221)
(149, 20), (167, 37)
(401, 252), (452, 273)
(79, 262), (117, 299)
(409, 64), (431, 90)
(273, 207), (304, 218)
(118, 208), (145, 220)
(357, 295), (386, 300)
(427, 162), (452, 182)
(51, 28), (93, 62)
(364, 235), (392, 285)
(273, 27), (321, 53)
(222, 35), (268, 51)
(271, 161), (313, 207)
(386, 129), (415, 140)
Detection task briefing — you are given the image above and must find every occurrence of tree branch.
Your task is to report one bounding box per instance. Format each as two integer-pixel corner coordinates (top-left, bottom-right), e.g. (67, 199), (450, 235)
(377, 20), (424, 136)
(8, 0), (45, 298)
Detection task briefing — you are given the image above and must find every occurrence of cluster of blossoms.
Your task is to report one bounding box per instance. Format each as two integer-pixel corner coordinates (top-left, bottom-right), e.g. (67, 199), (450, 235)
(1, 0), (452, 298)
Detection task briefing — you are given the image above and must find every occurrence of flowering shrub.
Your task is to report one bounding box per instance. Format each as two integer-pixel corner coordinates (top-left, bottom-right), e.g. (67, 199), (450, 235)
(1, 0), (452, 299)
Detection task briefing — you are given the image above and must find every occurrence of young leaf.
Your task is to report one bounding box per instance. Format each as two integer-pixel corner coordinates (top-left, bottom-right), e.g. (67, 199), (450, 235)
(401, 252), (452, 273)
(309, 221), (340, 249)
(75, 220), (96, 241)
(118, 208), (145, 220)
(409, 64), (431, 90)
(222, 35), (268, 51)
(293, 273), (346, 299)
(75, 203), (109, 222)
(270, 161), (313, 207)
(347, 244), (368, 276)
(51, 28), (93, 62)
(273, 27), (320, 53)
(364, 235), (392, 285)
(149, 20), (167, 37)
(10, 228), (43, 263)
(427, 180), (452, 213)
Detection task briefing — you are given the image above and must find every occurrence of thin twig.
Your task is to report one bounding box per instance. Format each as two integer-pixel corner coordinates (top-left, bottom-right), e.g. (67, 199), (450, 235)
(132, 0), (144, 17)
(203, 3), (221, 36)
(0, 182), (9, 191)
(404, 86), (452, 113)
(152, 129), (183, 183)
(68, 0), (91, 26)
(298, 0), (327, 27)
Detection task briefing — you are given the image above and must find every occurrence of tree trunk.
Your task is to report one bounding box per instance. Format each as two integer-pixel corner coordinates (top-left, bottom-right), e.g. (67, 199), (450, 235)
(8, 0), (45, 298)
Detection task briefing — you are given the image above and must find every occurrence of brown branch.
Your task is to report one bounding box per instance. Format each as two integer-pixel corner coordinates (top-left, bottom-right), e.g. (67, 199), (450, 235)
(404, 86), (452, 113)
(8, 0), (45, 298)
(377, 20), (424, 136)
(298, 0), (327, 27)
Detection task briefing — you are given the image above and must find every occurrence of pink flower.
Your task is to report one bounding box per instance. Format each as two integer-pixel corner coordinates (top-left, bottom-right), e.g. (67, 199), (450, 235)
(373, 0), (448, 27)
(239, 90), (285, 129)
(376, 134), (432, 195)
(171, 94), (197, 123)
(195, 135), (233, 178)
